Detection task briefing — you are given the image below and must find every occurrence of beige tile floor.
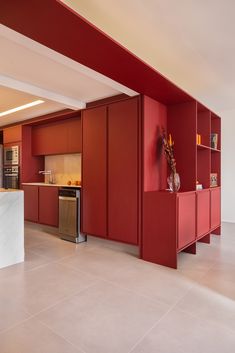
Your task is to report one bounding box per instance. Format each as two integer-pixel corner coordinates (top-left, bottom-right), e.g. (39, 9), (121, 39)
(0, 222), (235, 353)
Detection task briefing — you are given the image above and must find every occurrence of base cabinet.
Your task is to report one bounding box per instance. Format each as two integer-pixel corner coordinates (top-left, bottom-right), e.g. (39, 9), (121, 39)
(142, 188), (221, 268)
(22, 185), (59, 227)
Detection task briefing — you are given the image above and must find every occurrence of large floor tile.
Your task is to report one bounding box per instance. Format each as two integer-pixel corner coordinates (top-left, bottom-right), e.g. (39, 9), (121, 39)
(176, 281), (235, 332)
(0, 318), (83, 353)
(0, 262), (98, 315)
(108, 261), (195, 306)
(131, 308), (235, 353)
(36, 280), (169, 353)
(59, 245), (140, 281)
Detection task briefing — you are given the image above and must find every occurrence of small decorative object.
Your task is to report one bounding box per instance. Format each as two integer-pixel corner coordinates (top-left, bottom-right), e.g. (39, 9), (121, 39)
(210, 173), (218, 187)
(162, 129), (180, 192)
(211, 133), (218, 149)
(196, 181), (203, 190)
(197, 134), (202, 145)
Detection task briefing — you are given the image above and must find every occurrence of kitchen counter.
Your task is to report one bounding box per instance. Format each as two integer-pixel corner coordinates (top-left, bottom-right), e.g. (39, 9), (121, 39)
(0, 189), (24, 269)
(22, 183), (81, 188)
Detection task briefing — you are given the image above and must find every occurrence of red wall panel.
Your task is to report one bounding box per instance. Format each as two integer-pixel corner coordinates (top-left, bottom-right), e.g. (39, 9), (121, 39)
(143, 96), (167, 192)
(108, 97), (139, 244)
(82, 106), (107, 237)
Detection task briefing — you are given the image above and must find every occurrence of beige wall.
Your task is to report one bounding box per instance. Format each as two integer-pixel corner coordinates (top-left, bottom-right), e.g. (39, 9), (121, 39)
(45, 153), (81, 185)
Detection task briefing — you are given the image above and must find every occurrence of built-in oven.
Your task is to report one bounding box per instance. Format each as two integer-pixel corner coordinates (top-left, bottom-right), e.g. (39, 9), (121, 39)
(3, 166), (19, 189)
(4, 145), (19, 165)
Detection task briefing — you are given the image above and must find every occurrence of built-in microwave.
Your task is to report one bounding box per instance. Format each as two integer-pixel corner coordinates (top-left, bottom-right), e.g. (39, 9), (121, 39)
(4, 145), (19, 165)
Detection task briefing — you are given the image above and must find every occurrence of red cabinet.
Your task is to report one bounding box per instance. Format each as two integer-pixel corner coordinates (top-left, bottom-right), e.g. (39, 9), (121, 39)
(177, 193), (196, 249)
(39, 186), (59, 227)
(82, 106), (107, 237)
(82, 97), (140, 244)
(210, 187), (221, 229)
(22, 185), (39, 222)
(22, 185), (59, 227)
(196, 190), (210, 238)
(108, 99), (139, 244)
(3, 125), (22, 144)
(32, 117), (82, 155)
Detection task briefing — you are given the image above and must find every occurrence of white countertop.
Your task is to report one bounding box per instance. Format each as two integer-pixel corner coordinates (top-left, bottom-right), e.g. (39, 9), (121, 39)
(22, 182), (81, 188)
(0, 188), (23, 193)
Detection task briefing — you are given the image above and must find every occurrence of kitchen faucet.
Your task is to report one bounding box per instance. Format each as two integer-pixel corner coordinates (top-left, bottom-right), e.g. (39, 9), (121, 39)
(38, 170), (55, 184)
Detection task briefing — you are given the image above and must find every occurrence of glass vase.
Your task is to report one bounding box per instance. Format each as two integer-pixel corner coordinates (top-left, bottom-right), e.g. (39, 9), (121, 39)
(167, 172), (180, 192)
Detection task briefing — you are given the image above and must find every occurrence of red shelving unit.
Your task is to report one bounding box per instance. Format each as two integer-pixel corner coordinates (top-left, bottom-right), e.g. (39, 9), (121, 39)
(142, 96), (221, 268)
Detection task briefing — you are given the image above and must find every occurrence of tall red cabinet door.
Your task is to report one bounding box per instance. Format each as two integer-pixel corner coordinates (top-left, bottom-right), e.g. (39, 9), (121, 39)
(197, 190), (210, 238)
(211, 187), (221, 229)
(82, 106), (107, 237)
(108, 98), (139, 244)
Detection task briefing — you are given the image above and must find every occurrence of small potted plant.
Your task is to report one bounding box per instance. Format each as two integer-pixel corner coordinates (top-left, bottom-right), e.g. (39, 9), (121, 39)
(162, 129), (180, 192)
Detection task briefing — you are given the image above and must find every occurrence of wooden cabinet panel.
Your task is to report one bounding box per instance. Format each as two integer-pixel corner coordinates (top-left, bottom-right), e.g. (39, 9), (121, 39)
(211, 188), (221, 229)
(39, 186), (59, 227)
(197, 190), (210, 238)
(22, 185), (39, 222)
(32, 117), (82, 156)
(108, 98), (139, 244)
(82, 106), (107, 237)
(4, 125), (22, 144)
(177, 193), (196, 249)
(67, 117), (82, 153)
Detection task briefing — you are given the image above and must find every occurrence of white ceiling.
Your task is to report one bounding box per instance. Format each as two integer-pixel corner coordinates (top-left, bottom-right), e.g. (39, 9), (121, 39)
(0, 24), (136, 127)
(63, 0), (235, 115)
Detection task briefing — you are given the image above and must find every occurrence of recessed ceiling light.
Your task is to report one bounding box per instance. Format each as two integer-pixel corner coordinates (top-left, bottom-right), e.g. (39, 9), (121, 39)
(0, 99), (44, 117)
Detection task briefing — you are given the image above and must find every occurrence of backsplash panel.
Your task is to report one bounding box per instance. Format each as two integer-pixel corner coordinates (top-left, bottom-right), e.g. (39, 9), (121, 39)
(45, 154), (81, 185)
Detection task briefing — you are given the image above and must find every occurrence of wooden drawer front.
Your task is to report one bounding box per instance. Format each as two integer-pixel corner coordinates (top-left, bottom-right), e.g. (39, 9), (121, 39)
(197, 190), (210, 238)
(210, 188), (221, 229)
(177, 193), (196, 249)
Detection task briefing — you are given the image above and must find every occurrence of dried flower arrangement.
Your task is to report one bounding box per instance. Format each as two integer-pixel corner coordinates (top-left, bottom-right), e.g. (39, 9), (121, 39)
(162, 129), (180, 191)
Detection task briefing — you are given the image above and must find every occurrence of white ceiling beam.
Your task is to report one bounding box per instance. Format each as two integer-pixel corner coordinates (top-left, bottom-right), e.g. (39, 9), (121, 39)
(0, 74), (86, 109)
(0, 24), (138, 97)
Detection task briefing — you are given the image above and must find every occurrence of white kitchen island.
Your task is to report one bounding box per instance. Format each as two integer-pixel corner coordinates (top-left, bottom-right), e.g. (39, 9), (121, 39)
(0, 189), (24, 269)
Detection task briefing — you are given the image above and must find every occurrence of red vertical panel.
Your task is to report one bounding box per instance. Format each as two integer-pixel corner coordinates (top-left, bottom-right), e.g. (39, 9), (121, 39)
(142, 191), (177, 268)
(22, 185), (39, 222)
(197, 190), (210, 238)
(177, 193), (196, 249)
(168, 102), (197, 191)
(211, 187), (221, 229)
(39, 186), (59, 227)
(82, 106), (107, 237)
(108, 97), (139, 244)
(143, 96), (167, 191)
(21, 126), (44, 184)
(67, 117), (82, 153)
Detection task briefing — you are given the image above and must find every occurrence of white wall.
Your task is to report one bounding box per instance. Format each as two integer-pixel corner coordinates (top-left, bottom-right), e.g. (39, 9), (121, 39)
(221, 110), (235, 222)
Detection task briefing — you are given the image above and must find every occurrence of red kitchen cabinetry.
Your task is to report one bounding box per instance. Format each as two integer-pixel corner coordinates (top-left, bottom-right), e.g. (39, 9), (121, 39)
(82, 106), (107, 237)
(32, 116), (82, 155)
(3, 125), (22, 144)
(108, 99), (139, 244)
(23, 185), (59, 227)
(39, 186), (59, 227)
(177, 193), (196, 249)
(82, 96), (140, 244)
(22, 185), (39, 223)
(196, 189), (210, 239)
(210, 187), (221, 230)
